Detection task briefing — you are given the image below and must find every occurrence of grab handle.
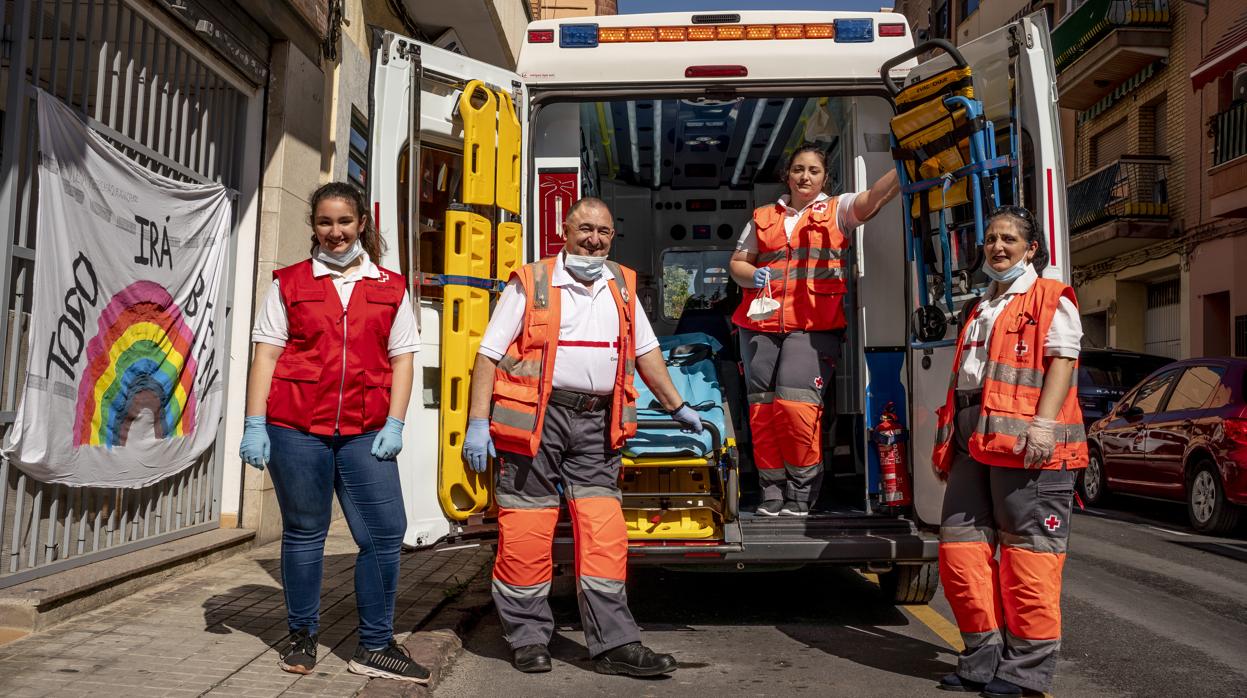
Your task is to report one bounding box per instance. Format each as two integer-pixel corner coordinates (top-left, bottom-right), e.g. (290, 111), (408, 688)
(879, 39), (969, 98)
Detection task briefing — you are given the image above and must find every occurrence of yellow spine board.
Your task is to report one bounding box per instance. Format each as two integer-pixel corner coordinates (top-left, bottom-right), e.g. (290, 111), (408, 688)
(495, 90), (522, 215)
(459, 81), (497, 207)
(496, 221), (522, 281)
(623, 508), (718, 539)
(438, 210), (493, 521)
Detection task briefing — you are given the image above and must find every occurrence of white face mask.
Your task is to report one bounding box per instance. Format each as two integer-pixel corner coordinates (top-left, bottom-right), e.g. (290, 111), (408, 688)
(316, 239), (364, 268)
(564, 253), (606, 281)
(984, 256), (1029, 283)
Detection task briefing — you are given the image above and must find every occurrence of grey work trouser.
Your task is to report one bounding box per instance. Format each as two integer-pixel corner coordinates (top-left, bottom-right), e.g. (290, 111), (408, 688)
(939, 398), (1077, 692)
(491, 402), (640, 657)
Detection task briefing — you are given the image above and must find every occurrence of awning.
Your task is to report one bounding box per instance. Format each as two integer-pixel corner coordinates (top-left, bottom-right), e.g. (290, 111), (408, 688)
(1191, 9), (1247, 91)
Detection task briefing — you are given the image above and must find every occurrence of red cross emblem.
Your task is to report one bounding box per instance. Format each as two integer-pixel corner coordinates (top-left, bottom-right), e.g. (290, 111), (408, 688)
(1044, 515), (1062, 532)
(813, 201), (828, 213)
(1015, 339), (1029, 357)
(814, 376), (824, 390)
(377, 270), (390, 283)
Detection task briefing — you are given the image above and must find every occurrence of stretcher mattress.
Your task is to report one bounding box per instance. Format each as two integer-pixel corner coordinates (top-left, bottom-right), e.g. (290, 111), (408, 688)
(623, 332), (730, 458)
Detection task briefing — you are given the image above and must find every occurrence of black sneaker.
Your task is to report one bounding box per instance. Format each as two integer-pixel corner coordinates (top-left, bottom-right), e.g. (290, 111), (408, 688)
(754, 499), (783, 516)
(780, 501), (809, 517)
(278, 628), (318, 675)
(938, 672), (985, 692)
(348, 640), (431, 684)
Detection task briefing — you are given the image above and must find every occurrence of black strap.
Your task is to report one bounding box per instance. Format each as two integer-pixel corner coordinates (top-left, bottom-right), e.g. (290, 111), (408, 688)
(665, 342), (714, 367)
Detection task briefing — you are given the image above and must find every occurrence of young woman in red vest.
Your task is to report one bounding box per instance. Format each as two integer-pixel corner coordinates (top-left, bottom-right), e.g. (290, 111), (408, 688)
(238, 182), (429, 684)
(932, 206), (1086, 697)
(729, 145), (898, 516)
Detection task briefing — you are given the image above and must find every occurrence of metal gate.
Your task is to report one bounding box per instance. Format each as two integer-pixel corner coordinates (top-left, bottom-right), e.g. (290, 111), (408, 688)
(0, 0), (262, 587)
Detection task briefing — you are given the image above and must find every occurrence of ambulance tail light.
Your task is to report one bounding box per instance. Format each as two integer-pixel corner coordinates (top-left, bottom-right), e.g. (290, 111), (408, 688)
(878, 23), (907, 37)
(685, 65), (748, 78)
(527, 29), (554, 44)
(715, 25), (746, 40)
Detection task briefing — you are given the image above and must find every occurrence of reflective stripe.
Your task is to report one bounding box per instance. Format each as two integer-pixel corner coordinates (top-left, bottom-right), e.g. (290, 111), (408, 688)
(785, 462), (823, 477)
(493, 404), (537, 431)
(935, 423), (953, 444)
(984, 362), (1044, 389)
(566, 485), (621, 502)
(757, 468), (786, 481)
(940, 524), (996, 545)
(790, 266), (847, 281)
(748, 391), (776, 404)
(498, 356), (542, 378)
(1004, 629), (1061, 652)
(999, 531), (1069, 555)
(624, 359), (635, 376)
(962, 629), (1003, 649)
(496, 492), (561, 509)
(776, 386), (823, 404)
(622, 405), (637, 424)
(757, 251), (787, 264)
(976, 415), (1087, 443)
(492, 577), (552, 599)
(578, 575), (627, 595)
(789, 247), (845, 262)
(531, 261), (550, 309)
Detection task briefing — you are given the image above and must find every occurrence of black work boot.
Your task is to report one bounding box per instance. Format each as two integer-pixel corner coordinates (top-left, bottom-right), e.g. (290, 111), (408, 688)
(982, 677), (1026, 697)
(512, 644), (552, 673)
(594, 641), (677, 677)
(937, 672), (985, 692)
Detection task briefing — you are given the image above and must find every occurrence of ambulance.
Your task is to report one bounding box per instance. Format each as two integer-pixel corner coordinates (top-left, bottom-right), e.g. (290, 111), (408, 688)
(368, 10), (1070, 604)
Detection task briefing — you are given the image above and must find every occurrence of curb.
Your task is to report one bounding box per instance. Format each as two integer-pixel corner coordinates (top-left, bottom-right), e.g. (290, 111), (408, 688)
(358, 565), (495, 697)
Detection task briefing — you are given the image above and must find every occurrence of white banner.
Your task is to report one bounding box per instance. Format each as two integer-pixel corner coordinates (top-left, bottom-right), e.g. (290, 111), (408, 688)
(1, 91), (232, 488)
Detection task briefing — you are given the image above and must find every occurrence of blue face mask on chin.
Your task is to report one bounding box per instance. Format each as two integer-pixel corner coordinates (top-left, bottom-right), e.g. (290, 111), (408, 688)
(983, 257), (1029, 283)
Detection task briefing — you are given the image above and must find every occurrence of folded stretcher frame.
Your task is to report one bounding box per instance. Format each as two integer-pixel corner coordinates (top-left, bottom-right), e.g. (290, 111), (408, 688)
(882, 39), (1012, 341)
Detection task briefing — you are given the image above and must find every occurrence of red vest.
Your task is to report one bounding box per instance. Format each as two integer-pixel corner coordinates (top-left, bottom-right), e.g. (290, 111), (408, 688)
(932, 278), (1088, 473)
(489, 257), (639, 456)
(732, 198), (851, 333)
(267, 259), (407, 436)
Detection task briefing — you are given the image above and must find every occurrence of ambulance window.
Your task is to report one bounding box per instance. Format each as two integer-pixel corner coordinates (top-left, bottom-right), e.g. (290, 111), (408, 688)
(661, 249), (734, 321)
(397, 144), (463, 300)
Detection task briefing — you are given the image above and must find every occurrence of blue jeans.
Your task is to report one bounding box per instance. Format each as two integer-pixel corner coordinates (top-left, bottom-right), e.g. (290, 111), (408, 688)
(266, 425), (407, 649)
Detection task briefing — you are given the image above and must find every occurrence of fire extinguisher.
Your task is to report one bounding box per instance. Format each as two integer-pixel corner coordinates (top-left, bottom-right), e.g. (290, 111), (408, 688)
(873, 402), (912, 508)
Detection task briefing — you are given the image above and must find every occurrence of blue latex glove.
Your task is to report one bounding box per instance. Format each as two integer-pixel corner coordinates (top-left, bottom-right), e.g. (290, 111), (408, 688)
(752, 267), (771, 289)
(371, 417), (405, 460)
(463, 417), (495, 473)
(239, 416), (270, 470)
(670, 403), (704, 434)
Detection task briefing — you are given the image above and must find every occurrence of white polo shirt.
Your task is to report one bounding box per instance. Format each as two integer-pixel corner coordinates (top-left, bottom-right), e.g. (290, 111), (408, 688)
(957, 264), (1082, 390)
(734, 191), (863, 254)
(251, 256), (421, 357)
(478, 253), (660, 395)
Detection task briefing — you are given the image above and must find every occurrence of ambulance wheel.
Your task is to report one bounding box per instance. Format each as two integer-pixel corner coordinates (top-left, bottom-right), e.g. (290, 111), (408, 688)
(880, 562), (939, 605)
(724, 466), (739, 523)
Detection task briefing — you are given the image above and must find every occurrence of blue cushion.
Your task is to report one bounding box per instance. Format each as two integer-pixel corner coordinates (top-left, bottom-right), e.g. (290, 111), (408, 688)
(625, 332), (729, 458)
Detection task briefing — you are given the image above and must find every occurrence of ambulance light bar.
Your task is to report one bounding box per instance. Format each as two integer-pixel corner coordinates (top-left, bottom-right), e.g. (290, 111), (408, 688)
(549, 22), (851, 47)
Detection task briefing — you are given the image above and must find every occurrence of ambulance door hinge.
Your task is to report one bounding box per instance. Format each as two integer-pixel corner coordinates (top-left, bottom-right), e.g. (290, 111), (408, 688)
(395, 39), (421, 62)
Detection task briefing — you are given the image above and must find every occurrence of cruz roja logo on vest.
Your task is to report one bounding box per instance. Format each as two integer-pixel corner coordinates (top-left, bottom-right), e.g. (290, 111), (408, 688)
(1044, 514), (1062, 532)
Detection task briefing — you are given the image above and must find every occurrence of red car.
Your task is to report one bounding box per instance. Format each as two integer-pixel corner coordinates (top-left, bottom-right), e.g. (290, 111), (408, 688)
(1085, 357), (1247, 534)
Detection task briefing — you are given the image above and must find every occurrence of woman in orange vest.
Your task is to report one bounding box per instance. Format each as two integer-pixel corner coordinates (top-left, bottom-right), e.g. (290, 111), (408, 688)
(932, 206), (1086, 697)
(238, 182), (429, 684)
(729, 144), (898, 516)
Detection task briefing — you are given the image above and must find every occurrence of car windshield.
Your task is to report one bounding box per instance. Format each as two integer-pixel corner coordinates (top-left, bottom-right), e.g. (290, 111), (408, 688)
(1079, 354), (1173, 389)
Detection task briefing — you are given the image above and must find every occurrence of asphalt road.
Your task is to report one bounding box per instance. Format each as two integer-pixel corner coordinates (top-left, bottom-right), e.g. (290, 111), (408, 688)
(437, 497), (1247, 697)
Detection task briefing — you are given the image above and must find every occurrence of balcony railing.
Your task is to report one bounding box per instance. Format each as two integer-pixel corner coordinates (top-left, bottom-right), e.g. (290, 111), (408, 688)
(1052, 0), (1170, 72)
(1067, 155), (1169, 233)
(1213, 101), (1247, 167)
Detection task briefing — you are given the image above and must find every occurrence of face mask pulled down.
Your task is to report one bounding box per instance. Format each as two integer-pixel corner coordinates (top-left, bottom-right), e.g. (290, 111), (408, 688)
(983, 256), (1029, 284)
(316, 239), (365, 268)
(564, 253), (606, 282)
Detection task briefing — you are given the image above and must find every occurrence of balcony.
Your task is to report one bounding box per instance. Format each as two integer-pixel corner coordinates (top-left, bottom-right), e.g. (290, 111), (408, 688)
(1068, 155), (1173, 265)
(1209, 102), (1247, 218)
(1051, 0), (1171, 111)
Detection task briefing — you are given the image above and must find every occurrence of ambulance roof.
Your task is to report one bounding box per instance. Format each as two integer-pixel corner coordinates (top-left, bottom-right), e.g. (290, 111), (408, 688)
(517, 11), (916, 87)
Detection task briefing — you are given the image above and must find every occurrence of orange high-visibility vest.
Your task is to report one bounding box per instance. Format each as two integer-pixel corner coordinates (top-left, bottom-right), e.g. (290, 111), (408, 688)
(932, 277), (1088, 473)
(489, 257), (640, 456)
(732, 198), (851, 333)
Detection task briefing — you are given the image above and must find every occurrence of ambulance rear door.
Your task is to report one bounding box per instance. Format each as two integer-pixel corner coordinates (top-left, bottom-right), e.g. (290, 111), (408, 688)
(899, 13), (1069, 527)
(369, 32), (528, 548)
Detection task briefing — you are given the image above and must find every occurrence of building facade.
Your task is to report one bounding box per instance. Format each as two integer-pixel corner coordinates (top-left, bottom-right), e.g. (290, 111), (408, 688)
(530, 0), (618, 20)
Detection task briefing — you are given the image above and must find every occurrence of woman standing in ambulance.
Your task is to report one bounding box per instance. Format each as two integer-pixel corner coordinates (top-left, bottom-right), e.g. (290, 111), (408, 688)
(932, 206), (1084, 698)
(729, 145), (898, 516)
(237, 182), (429, 684)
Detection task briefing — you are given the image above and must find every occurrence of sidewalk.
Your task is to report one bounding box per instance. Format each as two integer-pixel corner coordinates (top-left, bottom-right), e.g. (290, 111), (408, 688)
(0, 520), (492, 697)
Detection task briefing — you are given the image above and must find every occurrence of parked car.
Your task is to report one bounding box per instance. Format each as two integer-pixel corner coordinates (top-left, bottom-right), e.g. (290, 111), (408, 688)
(1077, 349), (1175, 427)
(1085, 357), (1247, 534)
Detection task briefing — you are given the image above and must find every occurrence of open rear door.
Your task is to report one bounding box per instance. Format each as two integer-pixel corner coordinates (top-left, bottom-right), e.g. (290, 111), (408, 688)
(899, 14), (1069, 527)
(370, 33), (527, 547)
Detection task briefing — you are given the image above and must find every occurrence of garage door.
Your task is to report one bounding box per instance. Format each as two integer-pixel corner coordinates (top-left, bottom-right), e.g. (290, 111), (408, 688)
(1144, 279), (1181, 358)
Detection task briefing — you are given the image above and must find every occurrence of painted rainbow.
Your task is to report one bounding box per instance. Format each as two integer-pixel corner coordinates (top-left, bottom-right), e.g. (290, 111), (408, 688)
(73, 280), (198, 448)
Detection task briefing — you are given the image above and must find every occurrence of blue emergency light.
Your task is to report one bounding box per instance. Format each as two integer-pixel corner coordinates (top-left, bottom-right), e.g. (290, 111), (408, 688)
(834, 19), (874, 43)
(560, 24), (599, 48)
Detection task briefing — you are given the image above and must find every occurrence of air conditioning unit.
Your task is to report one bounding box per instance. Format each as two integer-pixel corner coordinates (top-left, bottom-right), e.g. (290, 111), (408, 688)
(1233, 65), (1247, 104)
(434, 28), (465, 56)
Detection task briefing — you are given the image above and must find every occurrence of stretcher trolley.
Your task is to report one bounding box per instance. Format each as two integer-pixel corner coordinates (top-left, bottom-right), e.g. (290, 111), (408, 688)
(881, 39), (1012, 342)
(620, 333), (739, 544)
